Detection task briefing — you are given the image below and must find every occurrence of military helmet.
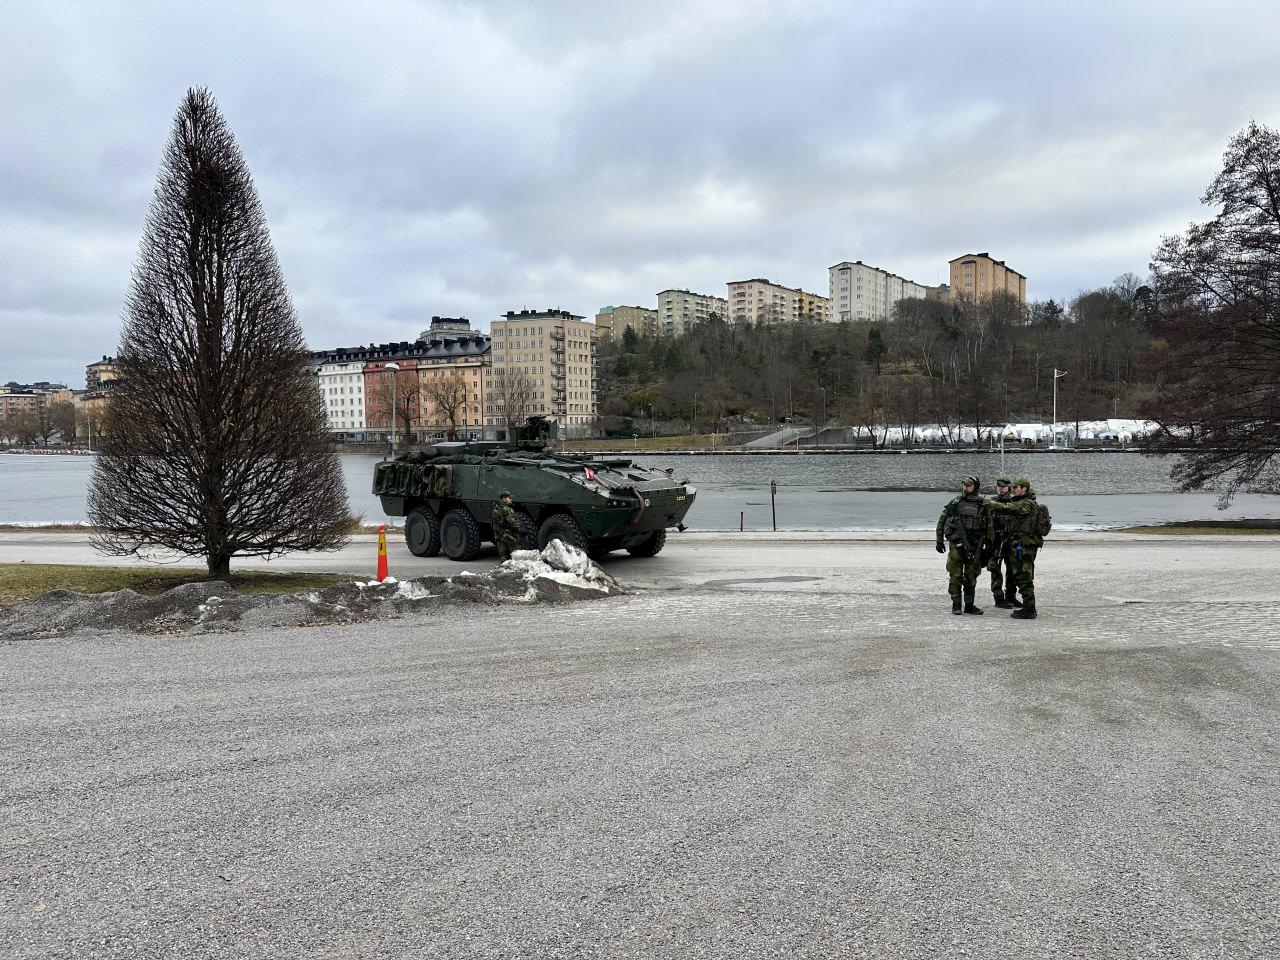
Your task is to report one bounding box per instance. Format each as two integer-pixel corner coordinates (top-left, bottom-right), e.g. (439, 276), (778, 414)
(1011, 477), (1031, 489)
(996, 477), (1011, 486)
(500, 490), (513, 499)
(962, 475), (980, 490)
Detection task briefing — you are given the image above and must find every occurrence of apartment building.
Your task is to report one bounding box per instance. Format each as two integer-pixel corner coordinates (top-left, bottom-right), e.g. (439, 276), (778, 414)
(314, 356), (368, 436)
(727, 279), (831, 325)
(656, 289), (728, 336)
(417, 315), (473, 342)
(828, 261), (931, 322)
(0, 390), (43, 421)
(595, 305), (658, 340)
(415, 336), (488, 438)
(489, 309), (597, 437)
(311, 323), (491, 441)
(949, 253), (1027, 302)
(85, 357), (119, 390)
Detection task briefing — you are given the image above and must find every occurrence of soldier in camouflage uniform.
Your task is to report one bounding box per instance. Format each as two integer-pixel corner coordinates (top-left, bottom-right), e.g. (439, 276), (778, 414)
(491, 492), (522, 562)
(987, 478), (1021, 609)
(984, 477), (1041, 619)
(935, 475), (993, 616)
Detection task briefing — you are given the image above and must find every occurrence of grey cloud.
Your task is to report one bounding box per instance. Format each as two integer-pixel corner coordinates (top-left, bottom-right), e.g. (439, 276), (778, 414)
(3, 0), (1280, 385)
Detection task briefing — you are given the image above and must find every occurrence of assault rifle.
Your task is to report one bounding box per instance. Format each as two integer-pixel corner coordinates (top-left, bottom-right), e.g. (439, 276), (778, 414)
(946, 500), (975, 562)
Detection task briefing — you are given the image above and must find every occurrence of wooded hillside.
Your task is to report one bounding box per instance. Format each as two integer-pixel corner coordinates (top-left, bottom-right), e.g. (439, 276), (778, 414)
(596, 276), (1158, 440)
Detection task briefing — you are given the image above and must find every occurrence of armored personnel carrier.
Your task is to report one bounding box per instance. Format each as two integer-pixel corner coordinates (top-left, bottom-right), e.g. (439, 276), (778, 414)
(372, 419), (695, 561)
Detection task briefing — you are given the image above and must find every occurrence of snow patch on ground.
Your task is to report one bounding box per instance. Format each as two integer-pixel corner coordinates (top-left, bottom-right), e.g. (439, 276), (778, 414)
(0, 543), (624, 641)
(504, 541), (613, 593)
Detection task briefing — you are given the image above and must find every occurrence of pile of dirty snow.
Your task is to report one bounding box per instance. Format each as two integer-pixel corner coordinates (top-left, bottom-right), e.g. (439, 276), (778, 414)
(0, 541), (623, 641)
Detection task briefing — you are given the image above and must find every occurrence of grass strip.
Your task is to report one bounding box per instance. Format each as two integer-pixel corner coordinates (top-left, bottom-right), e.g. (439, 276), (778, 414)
(1122, 519), (1280, 535)
(0, 564), (351, 606)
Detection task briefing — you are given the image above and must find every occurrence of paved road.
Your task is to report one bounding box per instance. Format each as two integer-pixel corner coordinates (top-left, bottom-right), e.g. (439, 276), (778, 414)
(4, 537), (1280, 957)
(3, 527), (1278, 593)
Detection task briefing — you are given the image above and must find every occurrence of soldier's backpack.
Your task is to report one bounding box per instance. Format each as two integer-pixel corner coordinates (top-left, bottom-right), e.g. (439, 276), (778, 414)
(1035, 501), (1053, 540)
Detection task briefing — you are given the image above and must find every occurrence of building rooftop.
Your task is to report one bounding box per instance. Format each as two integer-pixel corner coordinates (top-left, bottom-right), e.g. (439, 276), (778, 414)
(657, 288), (724, 298)
(311, 335), (491, 365)
(501, 308), (584, 322)
(950, 253), (1026, 279)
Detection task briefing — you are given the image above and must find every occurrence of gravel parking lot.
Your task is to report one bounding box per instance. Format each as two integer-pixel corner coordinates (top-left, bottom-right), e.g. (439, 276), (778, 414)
(4, 535), (1279, 958)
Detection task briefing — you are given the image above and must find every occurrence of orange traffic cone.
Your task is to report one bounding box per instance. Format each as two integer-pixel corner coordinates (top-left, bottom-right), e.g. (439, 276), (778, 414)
(376, 524), (389, 582)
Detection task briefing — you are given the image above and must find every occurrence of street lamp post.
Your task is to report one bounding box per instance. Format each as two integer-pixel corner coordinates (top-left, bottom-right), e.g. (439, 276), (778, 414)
(693, 392), (700, 435)
(385, 362), (401, 458)
(1052, 368), (1067, 447)
(1113, 380), (1128, 421)
(819, 386), (827, 430)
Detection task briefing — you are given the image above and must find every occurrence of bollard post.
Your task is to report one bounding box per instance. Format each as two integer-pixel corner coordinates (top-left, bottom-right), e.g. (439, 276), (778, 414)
(770, 479), (777, 532)
(740, 511), (744, 532)
(376, 524), (389, 582)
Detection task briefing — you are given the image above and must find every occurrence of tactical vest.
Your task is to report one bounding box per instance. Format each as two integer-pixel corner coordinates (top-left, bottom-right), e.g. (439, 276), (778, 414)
(1010, 496), (1039, 536)
(954, 497), (986, 533)
(991, 494), (1012, 533)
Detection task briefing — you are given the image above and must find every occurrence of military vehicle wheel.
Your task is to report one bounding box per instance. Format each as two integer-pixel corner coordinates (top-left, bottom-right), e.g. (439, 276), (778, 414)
(440, 508), (482, 561)
(404, 508), (441, 557)
(627, 529), (666, 557)
(515, 512), (538, 550)
(537, 513), (588, 552)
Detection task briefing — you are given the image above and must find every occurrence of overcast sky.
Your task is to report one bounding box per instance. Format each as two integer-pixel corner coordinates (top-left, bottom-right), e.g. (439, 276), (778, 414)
(4, 0), (1279, 387)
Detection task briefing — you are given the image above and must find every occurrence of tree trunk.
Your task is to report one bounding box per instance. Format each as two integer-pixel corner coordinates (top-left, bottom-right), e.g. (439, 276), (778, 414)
(207, 552), (231, 578)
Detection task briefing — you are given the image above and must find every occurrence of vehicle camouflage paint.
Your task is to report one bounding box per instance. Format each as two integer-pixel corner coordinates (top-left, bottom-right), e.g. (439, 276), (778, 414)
(372, 422), (696, 561)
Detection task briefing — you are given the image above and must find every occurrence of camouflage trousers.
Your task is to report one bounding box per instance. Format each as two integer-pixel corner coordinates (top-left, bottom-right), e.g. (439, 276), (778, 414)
(988, 546), (1016, 601)
(945, 544), (984, 602)
(495, 535), (519, 562)
(1009, 543), (1038, 608)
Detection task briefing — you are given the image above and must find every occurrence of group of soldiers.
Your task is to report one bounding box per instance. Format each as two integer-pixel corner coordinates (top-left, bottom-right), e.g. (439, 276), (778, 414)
(495, 481), (1044, 617)
(935, 475), (1042, 619)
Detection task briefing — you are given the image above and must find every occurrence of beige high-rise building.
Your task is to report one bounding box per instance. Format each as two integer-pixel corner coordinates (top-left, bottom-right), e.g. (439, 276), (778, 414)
(828, 261), (929, 322)
(656, 289), (728, 336)
(949, 253), (1026, 302)
(727, 278), (831, 325)
(595, 305), (658, 340)
(85, 356), (120, 389)
(488, 309), (597, 437)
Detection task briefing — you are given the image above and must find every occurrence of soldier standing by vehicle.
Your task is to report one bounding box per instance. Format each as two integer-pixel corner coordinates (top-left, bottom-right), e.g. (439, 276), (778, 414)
(935, 475), (993, 616)
(491, 492), (521, 562)
(988, 478), (1020, 609)
(984, 477), (1042, 620)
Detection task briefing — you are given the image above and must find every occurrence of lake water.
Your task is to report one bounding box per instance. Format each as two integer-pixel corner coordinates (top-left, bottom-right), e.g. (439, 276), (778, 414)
(3, 451), (1278, 531)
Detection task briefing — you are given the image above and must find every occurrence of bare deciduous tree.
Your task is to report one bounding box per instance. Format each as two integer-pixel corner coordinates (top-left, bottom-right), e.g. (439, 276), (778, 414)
(1145, 121), (1280, 501)
(421, 372), (469, 440)
(48, 401), (76, 443)
(76, 404), (106, 447)
(0, 413), (25, 445)
(88, 87), (352, 576)
(491, 369), (536, 435)
(369, 368), (421, 445)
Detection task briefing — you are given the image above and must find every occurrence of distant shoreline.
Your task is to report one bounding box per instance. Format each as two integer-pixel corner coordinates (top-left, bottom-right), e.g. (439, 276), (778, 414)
(569, 447), (1153, 457)
(2, 445), (1182, 459)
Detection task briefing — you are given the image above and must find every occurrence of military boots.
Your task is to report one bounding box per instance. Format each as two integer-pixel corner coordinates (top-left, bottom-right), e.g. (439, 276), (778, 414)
(993, 596), (1015, 609)
(962, 590), (983, 615)
(1011, 606), (1037, 620)
(1006, 590), (1024, 608)
(952, 599), (963, 615)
